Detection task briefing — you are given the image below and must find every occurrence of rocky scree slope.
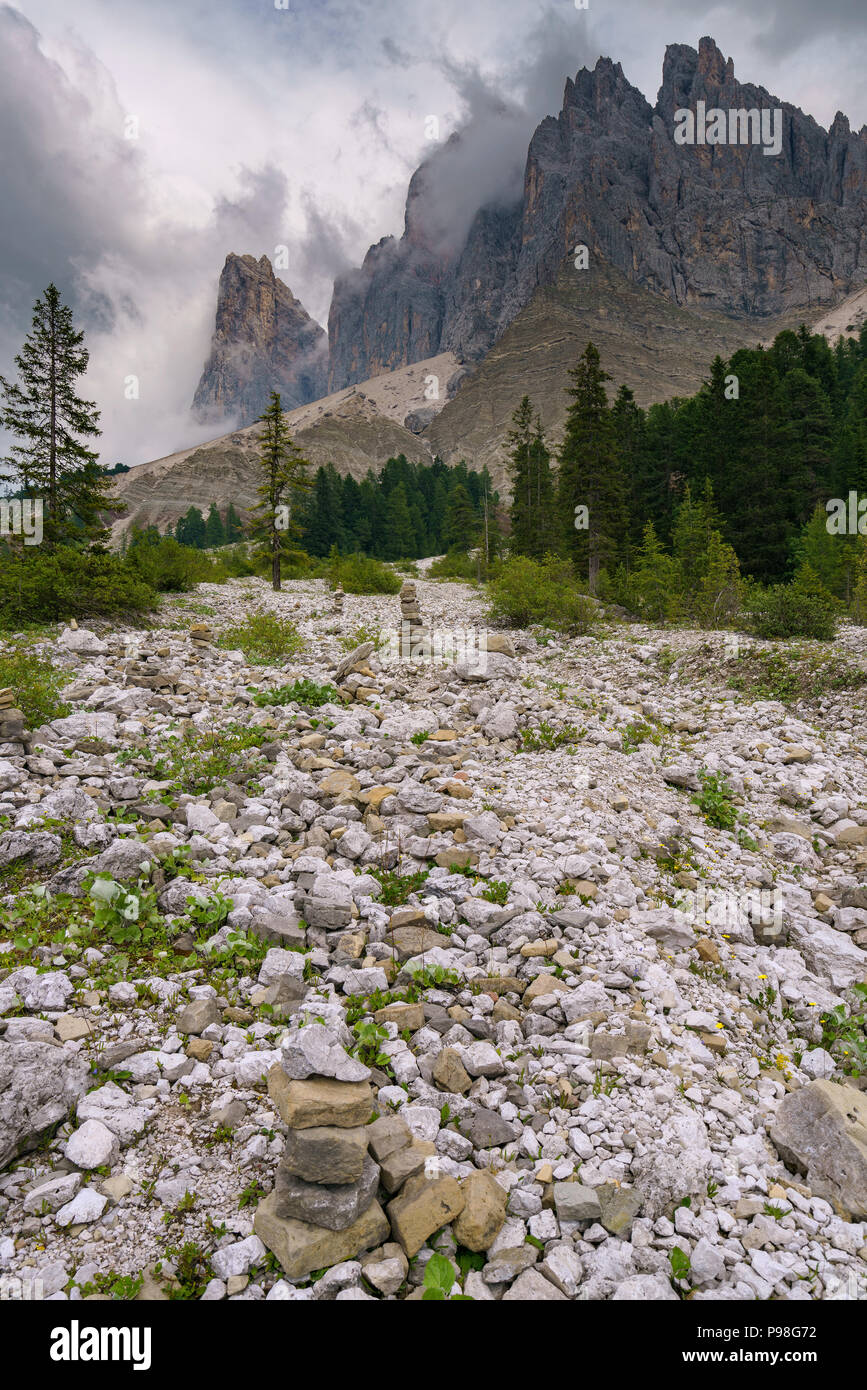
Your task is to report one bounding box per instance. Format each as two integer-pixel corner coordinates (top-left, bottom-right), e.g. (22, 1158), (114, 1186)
(1, 579), (866, 1301)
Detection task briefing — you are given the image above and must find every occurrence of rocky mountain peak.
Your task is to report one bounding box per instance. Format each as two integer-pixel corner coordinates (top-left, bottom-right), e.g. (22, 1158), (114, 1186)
(192, 252), (328, 428)
(199, 38), (867, 411)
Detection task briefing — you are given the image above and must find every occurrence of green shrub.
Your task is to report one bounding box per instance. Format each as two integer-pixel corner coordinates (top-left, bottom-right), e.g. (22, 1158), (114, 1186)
(370, 865), (429, 906)
(0, 550), (156, 628)
(745, 567), (838, 641)
(328, 552), (401, 595)
(126, 534), (212, 592)
(191, 543), (265, 581)
(692, 770), (739, 831)
(254, 679), (339, 708)
(518, 720), (582, 751)
(217, 609), (304, 664)
(117, 722), (269, 796)
(338, 622), (383, 652)
(278, 549), (326, 581)
(0, 644), (70, 726)
(488, 555), (595, 632)
(428, 549), (482, 580)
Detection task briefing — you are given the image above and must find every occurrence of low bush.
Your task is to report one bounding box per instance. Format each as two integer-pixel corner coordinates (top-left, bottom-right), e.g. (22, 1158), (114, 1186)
(744, 566), (838, 641)
(328, 552), (401, 595)
(254, 679), (339, 708)
(428, 550), (481, 581)
(217, 609), (304, 664)
(488, 554), (595, 633)
(0, 644), (70, 726)
(126, 534), (212, 592)
(0, 550), (156, 628)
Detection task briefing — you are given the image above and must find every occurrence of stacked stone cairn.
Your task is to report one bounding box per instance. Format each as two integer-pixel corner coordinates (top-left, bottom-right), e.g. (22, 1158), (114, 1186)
(255, 1021), (511, 1287)
(399, 579), (425, 657)
(0, 687), (25, 749)
(332, 585), (345, 616)
(188, 621), (213, 648)
(255, 1024), (390, 1279)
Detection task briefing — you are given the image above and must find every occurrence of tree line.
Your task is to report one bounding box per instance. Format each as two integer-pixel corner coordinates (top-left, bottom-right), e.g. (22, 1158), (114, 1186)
(505, 327), (867, 605)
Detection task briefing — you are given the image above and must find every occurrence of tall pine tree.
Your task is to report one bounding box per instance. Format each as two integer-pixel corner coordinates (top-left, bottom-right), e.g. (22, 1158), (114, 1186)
(0, 283), (120, 546)
(250, 391), (312, 591)
(556, 342), (626, 593)
(205, 503), (226, 548)
(506, 397), (555, 558)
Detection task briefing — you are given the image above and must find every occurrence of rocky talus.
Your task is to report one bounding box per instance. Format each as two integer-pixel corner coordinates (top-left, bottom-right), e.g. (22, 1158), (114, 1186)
(1, 575), (867, 1301)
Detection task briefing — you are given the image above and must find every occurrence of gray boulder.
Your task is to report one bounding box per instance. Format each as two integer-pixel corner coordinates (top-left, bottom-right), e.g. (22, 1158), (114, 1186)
(0, 1041), (90, 1170)
(770, 1080), (867, 1217)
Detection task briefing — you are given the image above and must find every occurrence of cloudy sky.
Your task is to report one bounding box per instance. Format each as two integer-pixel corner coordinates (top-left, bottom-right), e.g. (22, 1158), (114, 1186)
(1, 0), (865, 468)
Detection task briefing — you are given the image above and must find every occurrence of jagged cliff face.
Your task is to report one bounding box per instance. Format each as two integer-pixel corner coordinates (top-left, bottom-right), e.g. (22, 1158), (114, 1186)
(193, 253), (328, 426)
(327, 139), (523, 392)
(327, 37), (867, 390)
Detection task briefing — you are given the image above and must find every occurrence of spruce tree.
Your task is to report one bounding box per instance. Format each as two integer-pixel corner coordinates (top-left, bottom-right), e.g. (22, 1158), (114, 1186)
(631, 401), (681, 545)
(833, 364), (867, 496)
(506, 398), (555, 558)
(0, 282), (120, 546)
(694, 530), (742, 629)
(250, 391), (313, 591)
(384, 482), (416, 559)
(224, 502), (244, 542)
(176, 506), (207, 548)
(721, 349), (790, 581)
(792, 503), (857, 602)
(556, 342), (626, 593)
(205, 503), (226, 548)
(506, 396), (535, 555)
(611, 384), (646, 555)
(631, 521), (681, 623)
(445, 482), (478, 552)
(671, 480), (725, 591)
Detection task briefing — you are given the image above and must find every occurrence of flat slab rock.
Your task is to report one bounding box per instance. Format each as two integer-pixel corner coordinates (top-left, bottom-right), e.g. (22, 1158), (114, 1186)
(268, 1067), (374, 1129)
(274, 1154), (381, 1231)
(770, 1079), (867, 1218)
(254, 1191), (389, 1280)
(282, 1124), (370, 1185)
(0, 1041), (91, 1171)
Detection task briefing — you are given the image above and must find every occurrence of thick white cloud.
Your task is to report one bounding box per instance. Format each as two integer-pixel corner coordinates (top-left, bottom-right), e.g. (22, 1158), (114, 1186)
(2, 0), (865, 468)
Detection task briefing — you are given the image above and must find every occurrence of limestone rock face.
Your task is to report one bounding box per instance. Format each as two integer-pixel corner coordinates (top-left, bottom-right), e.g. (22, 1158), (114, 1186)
(193, 253), (328, 425)
(327, 37), (867, 393)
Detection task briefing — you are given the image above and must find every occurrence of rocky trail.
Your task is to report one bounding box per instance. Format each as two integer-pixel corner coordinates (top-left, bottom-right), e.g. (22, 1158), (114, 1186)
(1, 573), (867, 1303)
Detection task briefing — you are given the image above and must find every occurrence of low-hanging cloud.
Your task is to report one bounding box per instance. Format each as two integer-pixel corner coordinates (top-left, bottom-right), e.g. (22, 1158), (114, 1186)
(2, 0), (864, 473)
(0, 5), (295, 469)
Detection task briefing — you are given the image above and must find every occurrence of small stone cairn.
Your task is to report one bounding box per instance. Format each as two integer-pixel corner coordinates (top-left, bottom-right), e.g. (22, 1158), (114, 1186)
(188, 622), (213, 648)
(254, 1024), (389, 1279)
(333, 585), (345, 616)
(399, 579), (426, 655)
(0, 687), (25, 746)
